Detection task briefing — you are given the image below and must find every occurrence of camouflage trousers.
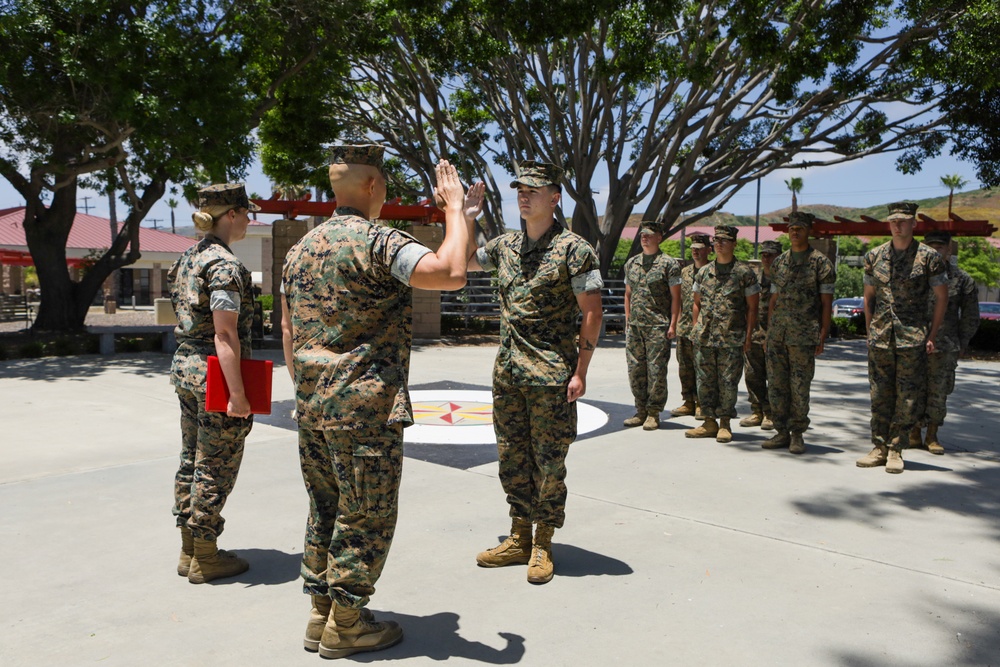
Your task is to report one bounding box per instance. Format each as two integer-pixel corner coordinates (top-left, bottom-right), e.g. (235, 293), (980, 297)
(766, 343), (816, 435)
(493, 383), (577, 529)
(695, 346), (744, 419)
(923, 349), (959, 426)
(868, 345), (927, 446)
(626, 323), (672, 414)
(676, 337), (698, 403)
(299, 425), (403, 609)
(743, 342), (769, 415)
(173, 387), (252, 541)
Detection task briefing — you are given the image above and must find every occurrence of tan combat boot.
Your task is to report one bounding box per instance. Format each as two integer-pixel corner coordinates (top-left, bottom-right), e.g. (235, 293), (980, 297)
(685, 417), (719, 438)
(739, 412), (763, 427)
(856, 444), (889, 468)
(716, 417), (733, 443)
(670, 401), (696, 417)
(177, 525), (194, 577)
(908, 426), (923, 449)
(761, 412), (775, 431)
(318, 603), (403, 659)
(642, 414), (660, 431)
(885, 445), (904, 474)
(789, 432), (806, 455)
(187, 536), (250, 584)
(694, 405), (706, 420)
(623, 411), (647, 428)
(527, 525), (555, 584)
(761, 431), (791, 449)
(925, 423), (944, 455)
(305, 596), (373, 652)
(476, 519), (532, 567)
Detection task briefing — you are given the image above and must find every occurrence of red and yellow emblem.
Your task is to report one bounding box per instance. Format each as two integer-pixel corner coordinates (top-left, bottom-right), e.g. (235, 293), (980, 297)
(412, 401), (494, 426)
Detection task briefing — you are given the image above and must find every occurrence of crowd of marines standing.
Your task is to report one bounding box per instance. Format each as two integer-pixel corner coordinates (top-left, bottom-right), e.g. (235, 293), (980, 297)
(167, 148), (979, 660)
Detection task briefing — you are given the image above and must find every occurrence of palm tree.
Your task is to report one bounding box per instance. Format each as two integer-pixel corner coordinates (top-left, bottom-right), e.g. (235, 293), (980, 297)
(167, 198), (178, 234)
(785, 177), (803, 212)
(940, 174), (968, 218)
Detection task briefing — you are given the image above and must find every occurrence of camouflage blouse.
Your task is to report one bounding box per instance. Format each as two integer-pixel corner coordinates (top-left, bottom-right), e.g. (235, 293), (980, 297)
(624, 251), (682, 327)
(676, 262), (699, 339)
(927, 264), (979, 353)
(767, 248), (836, 346)
(863, 240), (947, 349)
(168, 235), (254, 392)
(750, 265), (772, 345)
(692, 260), (760, 348)
(478, 224), (602, 387)
(282, 208), (426, 431)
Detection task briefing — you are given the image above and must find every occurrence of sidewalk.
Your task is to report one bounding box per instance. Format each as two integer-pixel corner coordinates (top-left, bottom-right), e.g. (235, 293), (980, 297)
(1, 338), (999, 666)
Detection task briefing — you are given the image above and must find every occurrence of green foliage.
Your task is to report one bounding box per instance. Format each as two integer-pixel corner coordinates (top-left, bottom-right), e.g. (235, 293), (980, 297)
(836, 236), (867, 256)
(733, 239), (755, 261)
(832, 315), (866, 338)
(835, 265), (864, 299)
(256, 294), (274, 311)
(957, 237), (1000, 288)
(49, 337), (77, 356)
(18, 341), (44, 358)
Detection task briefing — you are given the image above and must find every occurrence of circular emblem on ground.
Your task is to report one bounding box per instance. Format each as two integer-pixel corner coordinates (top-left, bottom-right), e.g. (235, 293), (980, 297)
(406, 390), (608, 445)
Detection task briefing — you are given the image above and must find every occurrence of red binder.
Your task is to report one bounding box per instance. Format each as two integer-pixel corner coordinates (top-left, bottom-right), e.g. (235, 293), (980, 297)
(205, 355), (273, 415)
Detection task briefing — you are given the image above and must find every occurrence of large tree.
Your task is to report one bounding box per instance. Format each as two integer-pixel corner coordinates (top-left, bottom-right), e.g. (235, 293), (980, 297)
(327, 0), (975, 275)
(0, 0), (364, 331)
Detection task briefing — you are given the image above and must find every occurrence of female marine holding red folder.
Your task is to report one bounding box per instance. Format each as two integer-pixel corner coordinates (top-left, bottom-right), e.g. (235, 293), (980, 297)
(167, 183), (257, 584)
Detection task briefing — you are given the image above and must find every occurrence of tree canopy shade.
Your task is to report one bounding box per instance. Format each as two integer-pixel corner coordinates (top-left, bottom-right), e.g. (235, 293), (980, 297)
(325, 0), (980, 274)
(0, 0), (359, 331)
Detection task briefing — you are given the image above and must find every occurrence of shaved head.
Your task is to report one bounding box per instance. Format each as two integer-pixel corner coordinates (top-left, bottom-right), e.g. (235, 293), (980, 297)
(329, 163), (383, 197)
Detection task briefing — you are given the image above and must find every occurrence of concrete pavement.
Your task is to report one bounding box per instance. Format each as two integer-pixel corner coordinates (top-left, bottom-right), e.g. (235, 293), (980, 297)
(1, 338), (999, 666)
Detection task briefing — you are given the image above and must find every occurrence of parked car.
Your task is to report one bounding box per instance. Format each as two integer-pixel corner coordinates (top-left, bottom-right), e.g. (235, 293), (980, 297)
(833, 297), (864, 318)
(980, 302), (1000, 321)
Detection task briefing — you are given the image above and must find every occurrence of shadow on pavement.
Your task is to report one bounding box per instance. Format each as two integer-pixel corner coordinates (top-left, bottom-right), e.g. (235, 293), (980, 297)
(553, 542), (634, 578)
(0, 353), (172, 381)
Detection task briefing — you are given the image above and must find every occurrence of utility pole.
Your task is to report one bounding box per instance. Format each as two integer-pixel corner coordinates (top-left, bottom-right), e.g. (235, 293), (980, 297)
(148, 218), (162, 230)
(79, 196), (93, 214)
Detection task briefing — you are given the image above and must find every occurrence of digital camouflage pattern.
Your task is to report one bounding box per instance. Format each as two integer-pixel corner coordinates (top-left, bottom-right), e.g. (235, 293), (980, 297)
(676, 337), (698, 403)
(695, 346), (744, 419)
(676, 263), (699, 339)
(493, 384), (576, 529)
(196, 183), (260, 212)
(692, 260), (760, 348)
(482, 225), (601, 386)
(744, 264), (770, 415)
(625, 251), (681, 413)
(168, 234), (254, 391)
(863, 240), (947, 349)
(765, 344), (816, 434)
(328, 144), (385, 171)
(282, 207), (423, 430)
(509, 160), (564, 188)
(173, 387), (252, 540)
(298, 425), (402, 608)
(869, 346), (927, 445)
(922, 265), (979, 426)
(886, 201), (919, 220)
(768, 248), (836, 346)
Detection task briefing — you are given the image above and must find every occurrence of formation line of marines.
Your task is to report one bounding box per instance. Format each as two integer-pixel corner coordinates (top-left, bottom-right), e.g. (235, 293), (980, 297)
(167, 150), (978, 660)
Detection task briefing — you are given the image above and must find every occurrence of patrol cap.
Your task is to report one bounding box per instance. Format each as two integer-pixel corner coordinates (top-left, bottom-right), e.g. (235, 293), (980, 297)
(924, 230), (952, 245)
(886, 202), (918, 221)
(787, 211), (815, 228)
(688, 233), (710, 249)
(510, 160), (563, 189)
(638, 220), (663, 235)
(328, 144), (386, 173)
(714, 225), (739, 242)
(197, 183), (261, 212)
(760, 240), (782, 255)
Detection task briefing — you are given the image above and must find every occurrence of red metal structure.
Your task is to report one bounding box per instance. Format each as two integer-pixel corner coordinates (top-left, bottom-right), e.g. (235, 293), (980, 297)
(771, 212), (997, 237)
(249, 194), (446, 224)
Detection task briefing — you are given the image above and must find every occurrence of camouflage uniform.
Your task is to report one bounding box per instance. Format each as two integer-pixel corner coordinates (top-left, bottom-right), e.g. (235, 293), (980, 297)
(476, 224), (603, 529)
(923, 263), (979, 426)
(766, 247), (836, 435)
(169, 233), (255, 541)
(624, 249), (681, 414)
(743, 264), (771, 417)
(283, 204), (432, 609)
(676, 262), (700, 405)
(693, 260), (760, 419)
(864, 240), (947, 446)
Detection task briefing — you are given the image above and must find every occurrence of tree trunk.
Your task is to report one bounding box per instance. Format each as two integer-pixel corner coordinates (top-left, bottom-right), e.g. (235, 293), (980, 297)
(791, 192), (798, 212)
(948, 191), (954, 218)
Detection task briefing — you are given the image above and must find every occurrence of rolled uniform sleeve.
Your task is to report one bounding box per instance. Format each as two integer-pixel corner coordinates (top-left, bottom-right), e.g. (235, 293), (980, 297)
(390, 243), (433, 285)
(476, 246), (495, 272)
(210, 290), (241, 312)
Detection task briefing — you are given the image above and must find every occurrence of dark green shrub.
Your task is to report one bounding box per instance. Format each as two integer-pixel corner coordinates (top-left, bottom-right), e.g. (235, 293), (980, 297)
(49, 337), (77, 356)
(82, 336), (101, 354)
(119, 337), (143, 353)
(18, 341), (44, 358)
(970, 319), (1000, 352)
(257, 294), (273, 311)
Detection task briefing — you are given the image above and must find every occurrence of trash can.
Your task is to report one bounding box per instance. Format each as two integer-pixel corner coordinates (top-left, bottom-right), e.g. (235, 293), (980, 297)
(154, 298), (177, 326)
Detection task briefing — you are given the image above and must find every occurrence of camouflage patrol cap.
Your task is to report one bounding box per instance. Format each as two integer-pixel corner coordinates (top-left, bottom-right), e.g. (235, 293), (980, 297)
(714, 225), (739, 242)
(638, 220), (663, 235)
(688, 233), (711, 249)
(787, 211), (815, 228)
(510, 160), (564, 188)
(197, 183), (261, 212)
(760, 240), (782, 255)
(328, 144), (386, 173)
(886, 202), (918, 221)
(924, 230), (952, 245)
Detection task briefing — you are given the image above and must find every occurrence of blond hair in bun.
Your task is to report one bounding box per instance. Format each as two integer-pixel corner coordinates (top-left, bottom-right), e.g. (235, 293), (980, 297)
(192, 205), (234, 232)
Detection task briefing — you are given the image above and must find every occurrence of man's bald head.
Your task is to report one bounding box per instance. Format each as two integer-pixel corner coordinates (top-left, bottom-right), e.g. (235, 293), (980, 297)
(329, 162), (383, 197)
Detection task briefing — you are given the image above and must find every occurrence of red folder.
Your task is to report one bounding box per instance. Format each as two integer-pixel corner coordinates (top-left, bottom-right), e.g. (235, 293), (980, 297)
(205, 355), (273, 415)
